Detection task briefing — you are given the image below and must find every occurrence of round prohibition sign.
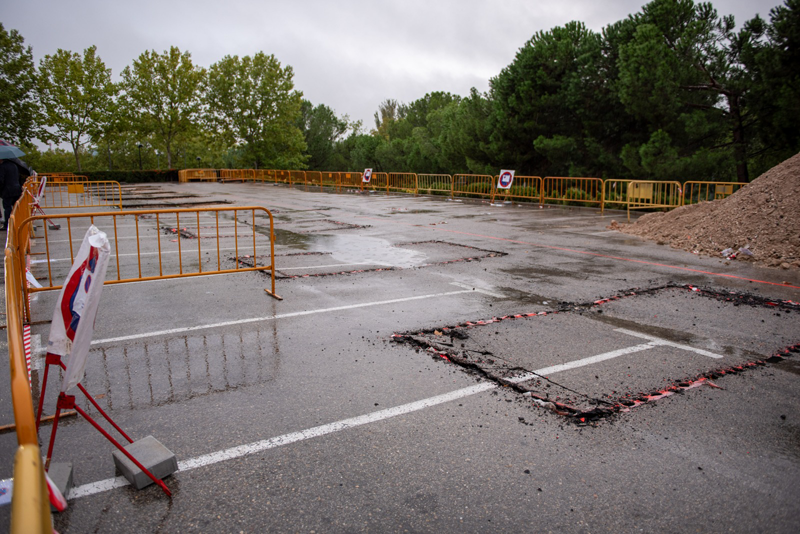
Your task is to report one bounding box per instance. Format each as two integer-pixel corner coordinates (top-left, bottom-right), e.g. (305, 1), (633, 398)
(498, 170), (514, 188)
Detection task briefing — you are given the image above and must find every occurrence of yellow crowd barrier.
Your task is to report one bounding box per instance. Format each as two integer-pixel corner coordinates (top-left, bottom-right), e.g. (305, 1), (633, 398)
(178, 169), (218, 182)
(14, 206), (282, 321)
(288, 170), (306, 186)
(339, 172), (364, 190)
(387, 173), (418, 195)
(682, 181), (745, 205)
(453, 174), (494, 200)
(34, 180), (123, 209)
(219, 169), (255, 182)
(5, 210), (53, 532)
(361, 172), (388, 193)
(492, 175), (542, 204)
(604, 180), (682, 220)
(541, 177), (603, 208)
(305, 171), (322, 187)
(417, 174), (453, 197)
(273, 170), (291, 184)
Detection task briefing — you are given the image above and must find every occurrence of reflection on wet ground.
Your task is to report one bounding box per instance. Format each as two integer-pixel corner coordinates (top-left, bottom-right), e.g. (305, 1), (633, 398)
(37, 324), (281, 413)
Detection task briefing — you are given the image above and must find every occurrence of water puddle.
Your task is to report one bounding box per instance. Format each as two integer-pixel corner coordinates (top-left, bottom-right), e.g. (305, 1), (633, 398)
(308, 234), (426, 268)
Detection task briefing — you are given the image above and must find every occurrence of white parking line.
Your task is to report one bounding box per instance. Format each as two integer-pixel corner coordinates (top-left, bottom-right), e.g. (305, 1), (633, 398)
(67, 310), (725, 500)
(91, 284), (487, 345)
(615, 328), (724, 358)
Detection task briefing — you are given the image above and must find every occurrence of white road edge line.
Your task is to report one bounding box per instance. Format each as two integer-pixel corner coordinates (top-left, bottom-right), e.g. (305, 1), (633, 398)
(615, 328), (724, 359)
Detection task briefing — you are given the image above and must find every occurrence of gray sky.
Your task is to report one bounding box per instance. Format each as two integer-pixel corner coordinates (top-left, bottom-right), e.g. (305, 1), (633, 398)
(4, 0), (782, 131)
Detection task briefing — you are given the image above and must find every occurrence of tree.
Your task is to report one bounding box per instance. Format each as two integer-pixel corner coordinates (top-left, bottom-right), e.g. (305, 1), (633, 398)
(618, 0), (765, 181)
(746, 0), (800, 173)
(37, 46), (116, 171)
(205, 52), (306, 169)
(121, 46), (206, 168)
(0, 23), (38, 144)
(372, 99), (405, 140)
(297, 100), (352, 170)
(489, 22), (608, 175)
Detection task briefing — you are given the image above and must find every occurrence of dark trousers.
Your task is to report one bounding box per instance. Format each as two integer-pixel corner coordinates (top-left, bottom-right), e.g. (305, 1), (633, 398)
(2, 193), (21, 227)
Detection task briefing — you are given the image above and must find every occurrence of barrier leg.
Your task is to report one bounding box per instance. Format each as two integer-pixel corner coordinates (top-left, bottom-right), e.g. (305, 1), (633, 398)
(35, 354), (55, 430)
(44, 393), (71, 471)
(48, 353), (135, 444)
(71, 403), (171, 497)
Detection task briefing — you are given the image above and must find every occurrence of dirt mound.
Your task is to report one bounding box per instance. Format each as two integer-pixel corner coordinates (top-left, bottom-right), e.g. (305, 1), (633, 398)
(610, 152), (800, 269)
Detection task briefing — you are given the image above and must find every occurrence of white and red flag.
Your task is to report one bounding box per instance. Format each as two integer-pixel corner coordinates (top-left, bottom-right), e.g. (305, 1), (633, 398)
(46, 225), (111, 393)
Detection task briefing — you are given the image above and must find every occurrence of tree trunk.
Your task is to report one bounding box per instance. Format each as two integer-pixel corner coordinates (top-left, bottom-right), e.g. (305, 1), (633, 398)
(727, 94), (749, 183)
(72, 140), (82, 172)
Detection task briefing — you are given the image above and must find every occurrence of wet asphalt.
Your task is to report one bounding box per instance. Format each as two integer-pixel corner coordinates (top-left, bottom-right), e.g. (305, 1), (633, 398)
(1, 181), (799, 533)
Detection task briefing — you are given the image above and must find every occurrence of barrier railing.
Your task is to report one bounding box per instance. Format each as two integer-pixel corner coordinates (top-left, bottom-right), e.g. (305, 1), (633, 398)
(361, 172), (388, 193)
(682, 181), (745, 206)
(603, 180), (682, 220)
(339, 172), (363, 191)
(5, 209), (53, 532)
(320, 171), (339, 189)
(492, 175), (543, 204)
(14, 206), (282, 321)
(453, 174), (494, 200)
(34, 180), (123, 209)
(541, 177), (604, 209)
(178, 169), (218, 182)
(417, 174), (453, 197)
(288, 170), (306, 186)
(254, 169), (275, 182)
(304, 171), (322, 188)
(273, 170), (291, 184)
(387, 173), (418, 195)
(219, 169), (255, 182)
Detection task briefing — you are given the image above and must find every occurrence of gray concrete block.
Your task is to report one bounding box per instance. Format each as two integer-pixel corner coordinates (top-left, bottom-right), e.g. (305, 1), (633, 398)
(112, 435), (177, 490)
(47, 462), (73, 512)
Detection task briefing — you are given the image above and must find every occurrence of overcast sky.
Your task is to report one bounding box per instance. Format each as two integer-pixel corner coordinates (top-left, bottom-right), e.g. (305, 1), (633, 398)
(4, 0), (783, 132)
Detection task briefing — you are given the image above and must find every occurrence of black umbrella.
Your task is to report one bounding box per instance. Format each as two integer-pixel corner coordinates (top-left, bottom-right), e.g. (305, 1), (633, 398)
(0, 139), (25, 159)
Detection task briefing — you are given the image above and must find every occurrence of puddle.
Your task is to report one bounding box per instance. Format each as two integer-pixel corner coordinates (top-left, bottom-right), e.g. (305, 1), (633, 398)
(309, 234), (426, 268)
(270, 229), (425, 267)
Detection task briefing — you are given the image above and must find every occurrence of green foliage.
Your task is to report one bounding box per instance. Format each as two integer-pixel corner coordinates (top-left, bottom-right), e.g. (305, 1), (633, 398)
(298, 100), (354, 170)
(37, 45), (117, 171)
(205, 52), (307, 169)
(121, 46), (206, 168)
(0, 23), (38, 144)
(80, 169), (178, 183)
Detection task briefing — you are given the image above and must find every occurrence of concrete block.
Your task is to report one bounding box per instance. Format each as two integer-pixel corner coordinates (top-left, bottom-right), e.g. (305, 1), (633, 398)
(112, 436), (177, 490)
(47, 462), (73, 512)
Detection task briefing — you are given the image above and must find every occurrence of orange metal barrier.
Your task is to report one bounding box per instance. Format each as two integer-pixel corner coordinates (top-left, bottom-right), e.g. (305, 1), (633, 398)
(491, 175), (543, 204)
(254, 169), (275, 182)
(339, 172), (363, 191)
(34, 180), (123, 209)
(682, 181), (745, 206)
(387, 173), (418, 195)
(417, 174), (453, 197)
(272, 170), (291, 184)
(304, 171), (322, 187)
(320, 172), (339, 189)
(5, 210), (53, 532)
(361, 172), (388, 193)
(219, 169), (256, 182)
(604, 179), (682, 220)
(288, 170), (306, 186)
(14, 206), (282, 320)
(452, 174), (494, 200)
(541, 177), (603, 208)
(178, 169), (218, 182)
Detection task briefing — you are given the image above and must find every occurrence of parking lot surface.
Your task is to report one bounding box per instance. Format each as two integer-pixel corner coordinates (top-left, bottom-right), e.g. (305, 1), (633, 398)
(2, 181), (799, 533)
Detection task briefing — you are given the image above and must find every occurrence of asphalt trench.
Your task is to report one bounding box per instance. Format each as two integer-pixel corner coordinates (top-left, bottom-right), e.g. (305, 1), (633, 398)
(1, 181), (799, 533)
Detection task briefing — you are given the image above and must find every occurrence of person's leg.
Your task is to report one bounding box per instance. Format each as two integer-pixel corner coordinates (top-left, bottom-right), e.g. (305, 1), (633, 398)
(2, 196), (16, 229)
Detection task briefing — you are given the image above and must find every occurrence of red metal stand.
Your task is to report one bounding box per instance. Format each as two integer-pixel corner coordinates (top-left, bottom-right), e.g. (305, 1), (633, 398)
(38, 353), (171, 497)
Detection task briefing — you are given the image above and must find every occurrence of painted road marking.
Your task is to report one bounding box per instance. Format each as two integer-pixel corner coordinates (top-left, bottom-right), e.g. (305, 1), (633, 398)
(91, 284), (492, 345)
(615, 328), (724, 358)
(67, 334), (663, 501)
